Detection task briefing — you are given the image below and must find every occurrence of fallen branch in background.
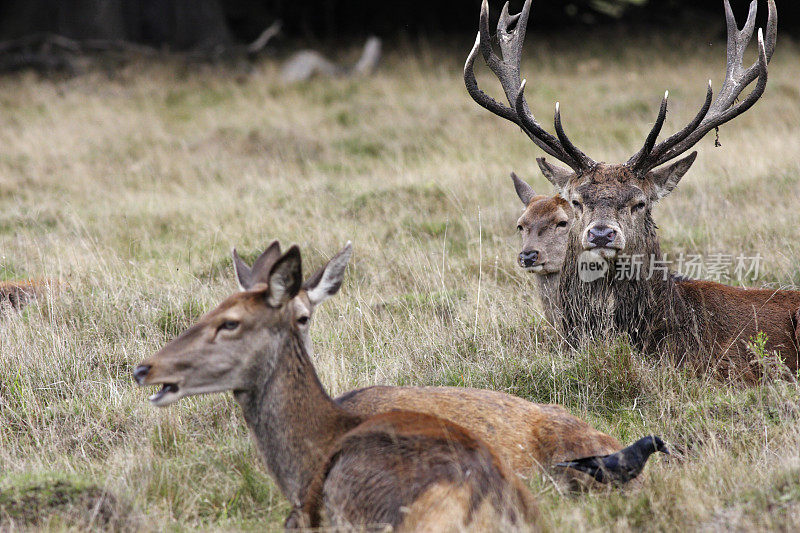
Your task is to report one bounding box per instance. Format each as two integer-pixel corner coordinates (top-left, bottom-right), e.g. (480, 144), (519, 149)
(246, 21), (282, 57)
(0, 21), (282, 75)
(281, 36), (382, 83)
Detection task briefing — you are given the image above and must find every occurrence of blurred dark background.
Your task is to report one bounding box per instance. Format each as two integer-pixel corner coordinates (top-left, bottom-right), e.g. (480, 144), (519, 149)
(0, 0), (795, 50)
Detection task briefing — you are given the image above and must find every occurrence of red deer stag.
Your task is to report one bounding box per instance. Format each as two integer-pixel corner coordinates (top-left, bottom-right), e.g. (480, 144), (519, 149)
(466, 0), (799, 381)
(249, 240), (666, 487)
(134, 245), (538, 531)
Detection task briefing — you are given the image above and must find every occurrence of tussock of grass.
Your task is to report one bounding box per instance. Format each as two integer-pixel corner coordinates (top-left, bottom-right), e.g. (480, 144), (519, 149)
(0, 476), (133, 530)
(1, 31), (799, 530)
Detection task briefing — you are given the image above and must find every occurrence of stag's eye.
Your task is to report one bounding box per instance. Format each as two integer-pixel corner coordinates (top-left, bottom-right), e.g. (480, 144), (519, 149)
(632, 201), (647, 212)
(219, 320), (240, 331)
(571, 200), (583, 211)
(556, 220), (568, 228)
(517, 224), (523, 232)
(296, 316), (310, 326)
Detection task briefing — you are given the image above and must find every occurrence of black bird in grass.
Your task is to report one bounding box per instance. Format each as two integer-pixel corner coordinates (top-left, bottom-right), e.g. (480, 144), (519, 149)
(555, 435), (670, 484)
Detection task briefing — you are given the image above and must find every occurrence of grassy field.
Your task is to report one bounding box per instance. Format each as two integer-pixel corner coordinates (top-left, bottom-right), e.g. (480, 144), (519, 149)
(1, 27), (800, 531)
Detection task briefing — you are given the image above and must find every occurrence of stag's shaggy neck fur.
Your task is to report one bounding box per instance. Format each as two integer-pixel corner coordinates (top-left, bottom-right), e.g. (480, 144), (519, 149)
(233, 331), (361, 509)
(559, 209), (702, 357)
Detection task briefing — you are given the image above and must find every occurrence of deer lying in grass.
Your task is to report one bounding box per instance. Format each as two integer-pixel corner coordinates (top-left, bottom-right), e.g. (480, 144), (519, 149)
(134, 244), (538, 531)
(233, 241), (667, 488)
(467, 0), (800, 381)
(0, 279), (53, 313)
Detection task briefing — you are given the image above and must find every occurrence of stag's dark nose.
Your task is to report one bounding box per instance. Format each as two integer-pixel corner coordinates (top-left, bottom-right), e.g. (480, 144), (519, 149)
(133, 365), (151, 385)
(588, 226), (617, 248)
(518, 250), (539, 268)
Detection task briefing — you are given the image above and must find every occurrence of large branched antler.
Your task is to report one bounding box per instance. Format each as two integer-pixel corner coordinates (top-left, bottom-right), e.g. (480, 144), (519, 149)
(464, 0), (596, 173)
(627, 0), (777, 174)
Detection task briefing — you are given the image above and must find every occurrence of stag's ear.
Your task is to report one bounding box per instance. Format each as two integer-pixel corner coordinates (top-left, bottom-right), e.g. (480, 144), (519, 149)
(267, 246), (303, 307)
(650, 152), (697, 200)
(305, 242), (352, 307)
(510, 173), (535, 206)
(232, 249), (253, 291)
(537, 158), (573, 190)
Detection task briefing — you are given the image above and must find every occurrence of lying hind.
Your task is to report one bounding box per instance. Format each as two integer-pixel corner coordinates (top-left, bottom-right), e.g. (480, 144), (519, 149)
(135, 244), (537, 531)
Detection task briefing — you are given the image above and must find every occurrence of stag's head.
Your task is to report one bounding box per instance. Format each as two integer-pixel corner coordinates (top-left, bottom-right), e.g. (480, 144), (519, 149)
(467, 0), (776, 261)
(511, 173), (571, 273)
(133, 242), (352, 406)
(537, 155), (697, 260)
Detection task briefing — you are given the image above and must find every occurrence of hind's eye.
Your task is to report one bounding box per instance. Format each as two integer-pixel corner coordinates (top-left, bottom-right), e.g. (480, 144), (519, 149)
(517, 224), (523, 232)
(220, 320), (240, 331)
(632, 202), (646, 212)
(297, 316), (310, 326)
(556, 221), (568, 228)
(571, 200), (583, 211)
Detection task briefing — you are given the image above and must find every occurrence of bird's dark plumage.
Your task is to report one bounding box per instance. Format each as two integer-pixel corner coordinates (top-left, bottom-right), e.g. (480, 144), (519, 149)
(555, 435), (669, 484)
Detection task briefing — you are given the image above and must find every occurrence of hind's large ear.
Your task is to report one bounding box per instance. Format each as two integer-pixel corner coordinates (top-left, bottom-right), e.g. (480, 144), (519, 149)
(537, 157), (573, 190)
(305, 242), (352, 307)
(267, 245), (303, 307)
(248, 240), (282, 286)
(232, 249), (252, 290)
(510, 173), (535, 206)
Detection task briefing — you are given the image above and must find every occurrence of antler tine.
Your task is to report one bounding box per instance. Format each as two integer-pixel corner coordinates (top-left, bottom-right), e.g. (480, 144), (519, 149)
(480, 0), (524, 109)
(630, 0), (776, 173)
(738, 0), (777, 96)
(478, 0), (501, 69)
(497, 0), (529, 65)
(515, 80), (569, 161)
(554, 102), (594, 171)
(465, 34), (564, 160)
(465, 0), (592, 168)
(646, 81), (713, 164)
(627, 91), (669, 170)
(654, 28), (768, 167)
(464, 33), (520, 126)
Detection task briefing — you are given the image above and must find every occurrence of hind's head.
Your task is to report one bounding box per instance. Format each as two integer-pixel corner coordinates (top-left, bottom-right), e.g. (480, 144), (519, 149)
(132, 241), (352, 406)
(511, 173), (571, 275)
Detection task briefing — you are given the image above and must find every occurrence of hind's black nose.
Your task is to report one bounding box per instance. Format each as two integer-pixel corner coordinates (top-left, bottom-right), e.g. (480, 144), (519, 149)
(518, 250), (539, 268)
(133, 365), (151, 385)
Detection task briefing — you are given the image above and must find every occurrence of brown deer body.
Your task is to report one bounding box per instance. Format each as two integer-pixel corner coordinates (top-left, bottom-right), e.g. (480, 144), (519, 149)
(336, 385), (621, 477)
(466, 0), (798, 381)
(0, 279), (53, 312)
(134, 245), (537, 531)
(267, 240), (666, 486)
(275, 241), (634, 484)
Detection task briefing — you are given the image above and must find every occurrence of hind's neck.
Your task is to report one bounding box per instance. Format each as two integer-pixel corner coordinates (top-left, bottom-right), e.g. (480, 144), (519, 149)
(534, 272), (562, 327)
(235, 332), (361, 508)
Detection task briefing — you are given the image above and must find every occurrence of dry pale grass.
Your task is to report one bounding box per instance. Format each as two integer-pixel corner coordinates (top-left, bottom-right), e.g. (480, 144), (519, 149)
(1, 27), (799, 531)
